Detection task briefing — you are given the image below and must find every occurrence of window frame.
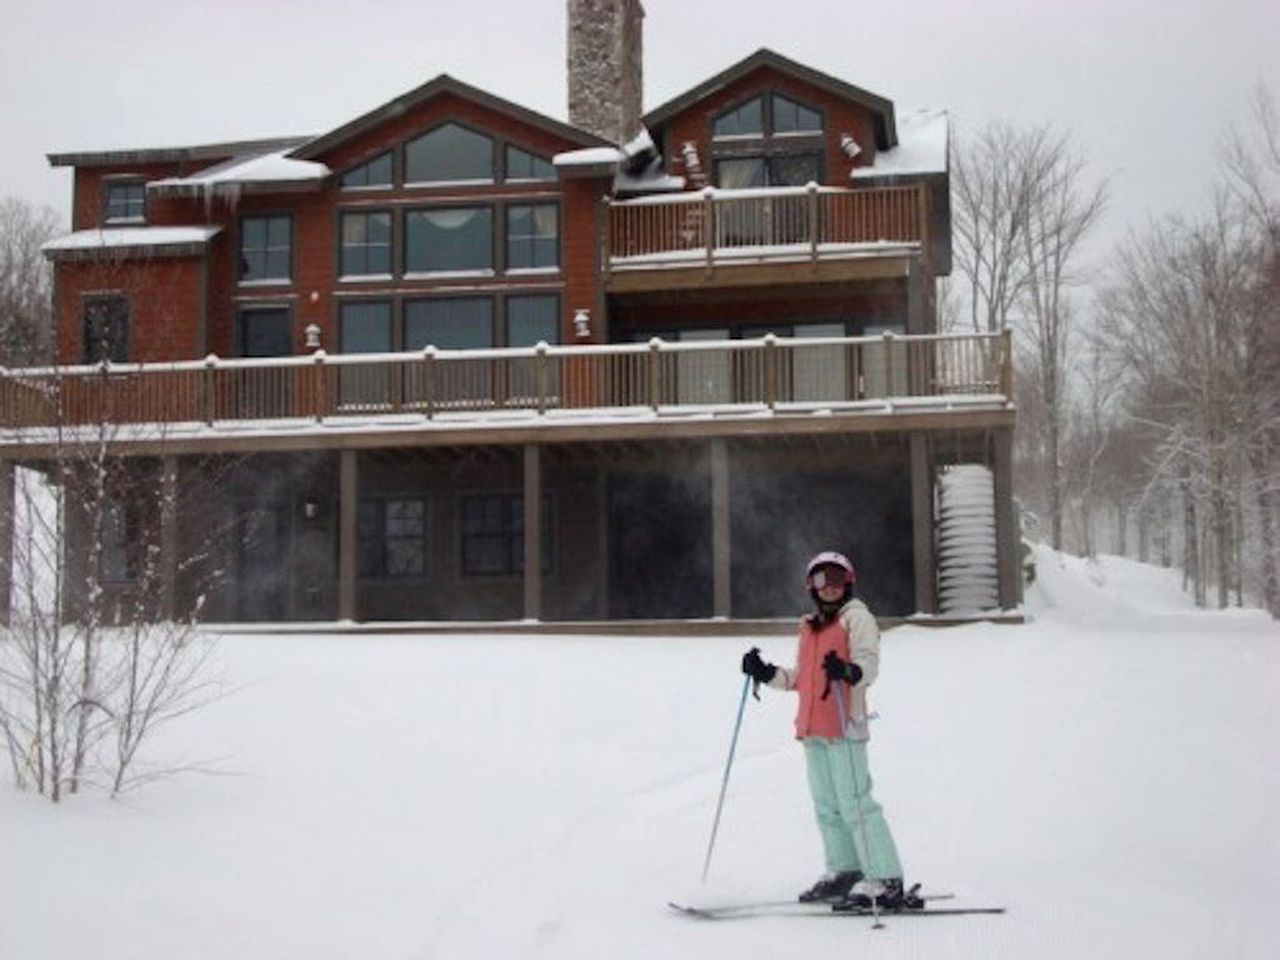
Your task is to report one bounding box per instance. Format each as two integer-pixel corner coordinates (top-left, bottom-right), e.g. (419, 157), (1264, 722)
(404, 120), (498, 187)
(504, 144), (557, 182)
(459, 491), (555, 577)
(403, 204), (495, 276)
(505, 203), (561, 272)
(237, 213), (294, 286)
(338, 209), (394, 279)
(339, 151), (395, 191)
(710, 91), (827, 189)
(102, 178), (147, 224)
(99, 496), (138, 584)
(82, 295), (129, 364)
(357, 494), (429, 580)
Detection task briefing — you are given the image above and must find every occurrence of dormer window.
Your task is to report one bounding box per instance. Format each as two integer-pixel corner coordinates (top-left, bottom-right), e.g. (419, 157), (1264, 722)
(104, 180), (146, 223)
(405, 123), (495, 184)
(340, 151), (393, 189)
(711, 91), (825, 188)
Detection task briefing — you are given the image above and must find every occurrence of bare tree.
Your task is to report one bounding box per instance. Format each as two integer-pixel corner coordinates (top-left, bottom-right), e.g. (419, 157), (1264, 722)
(0, 197), (60, 367)
(951, 122), (1040, 334)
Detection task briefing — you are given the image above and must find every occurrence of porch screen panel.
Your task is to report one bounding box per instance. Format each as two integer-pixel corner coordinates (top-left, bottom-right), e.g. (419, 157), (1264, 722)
(861, 322), (908, 399)
(792, 322), (847, 402)
(677, 329), (732, 405)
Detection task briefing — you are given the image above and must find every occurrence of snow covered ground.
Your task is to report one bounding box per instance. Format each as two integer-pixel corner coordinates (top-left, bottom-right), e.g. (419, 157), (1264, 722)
(2, 547), (1276, 959)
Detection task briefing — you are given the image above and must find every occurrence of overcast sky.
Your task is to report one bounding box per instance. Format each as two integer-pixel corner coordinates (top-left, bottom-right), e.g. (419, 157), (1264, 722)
(2, 0), (1275, 265)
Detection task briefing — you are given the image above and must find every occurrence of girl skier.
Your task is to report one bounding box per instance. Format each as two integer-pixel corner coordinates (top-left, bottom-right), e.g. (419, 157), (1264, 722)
(740, 551), (909, 909)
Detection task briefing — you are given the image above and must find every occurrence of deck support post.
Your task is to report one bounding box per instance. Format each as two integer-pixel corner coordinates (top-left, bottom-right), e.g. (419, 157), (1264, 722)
(338, 449), (357, 622)
(993, 428), (1020, 609)
(523, 443), (542, 621)
(910, 434), (937, 615)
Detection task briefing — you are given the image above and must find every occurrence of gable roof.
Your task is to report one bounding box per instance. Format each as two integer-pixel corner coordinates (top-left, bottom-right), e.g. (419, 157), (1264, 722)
(643, 49), (897, 150)
(291, 74), (613, 161)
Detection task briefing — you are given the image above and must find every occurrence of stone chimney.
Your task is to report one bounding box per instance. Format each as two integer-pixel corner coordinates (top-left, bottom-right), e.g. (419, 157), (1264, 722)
(567, 0), (644, 144)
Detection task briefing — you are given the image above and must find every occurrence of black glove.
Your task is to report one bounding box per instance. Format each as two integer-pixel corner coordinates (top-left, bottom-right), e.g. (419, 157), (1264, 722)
(822, 650), (862, 685)
(741, 647), (777, 684)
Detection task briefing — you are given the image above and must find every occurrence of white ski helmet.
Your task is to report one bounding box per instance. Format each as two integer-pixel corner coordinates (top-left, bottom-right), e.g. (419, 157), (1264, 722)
(805, 551), (856, 590)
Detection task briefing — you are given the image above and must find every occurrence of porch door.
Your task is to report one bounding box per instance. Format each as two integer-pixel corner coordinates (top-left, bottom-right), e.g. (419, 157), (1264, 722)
(239, 308), (294, 417)
(236, 504), (290, 621)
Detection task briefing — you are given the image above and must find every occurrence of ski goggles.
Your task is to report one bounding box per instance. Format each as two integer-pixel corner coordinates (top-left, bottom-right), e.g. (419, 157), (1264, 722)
(807, 565), (852, 590)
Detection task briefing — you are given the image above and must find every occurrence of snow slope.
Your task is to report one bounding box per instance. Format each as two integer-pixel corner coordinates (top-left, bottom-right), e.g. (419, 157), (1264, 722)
(2, 550), (1276, 959)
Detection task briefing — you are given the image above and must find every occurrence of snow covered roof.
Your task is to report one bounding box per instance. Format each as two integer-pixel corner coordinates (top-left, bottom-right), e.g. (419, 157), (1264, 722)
(46, 136), (311, 169)
(42, 225), (222, 261)
(851, 109), (948, 180)
(553, 146), (623, 179)
(149, 148), (330, 196)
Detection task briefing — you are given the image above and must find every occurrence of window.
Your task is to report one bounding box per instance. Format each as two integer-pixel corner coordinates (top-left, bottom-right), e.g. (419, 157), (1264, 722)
(100, 499), (136, 583)
(239, 215), (292, 283)
(340, 211), (392, 277)
(405, 123), (494, 183)
(711, 92), (824, 189)
(460, 493), (553, 575)
(505, 145), (555, 181)
(507, 295), (560, 400)
(339, 302), (393, 407)
(713, 97), (764, 138)
(104, 181), (146, 222)
(83, 296), (128, 363)
(358, 497), (427, 579)
(507, 295), (560, 347)
(340, 152), (393, 189)
(340, 301), (393, 353)
(506, 204), (559, 270)
(405, 297), (493, 349)
(405, 206), (492, 273)
(772, 95), (823, 134)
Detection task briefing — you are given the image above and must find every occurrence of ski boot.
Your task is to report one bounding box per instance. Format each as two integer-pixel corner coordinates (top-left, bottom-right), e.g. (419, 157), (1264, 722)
(798, 870), (863, 903)
(833, 878), (923, 912)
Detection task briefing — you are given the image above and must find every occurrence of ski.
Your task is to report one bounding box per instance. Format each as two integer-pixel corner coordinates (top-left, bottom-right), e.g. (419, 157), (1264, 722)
(667, 889), (957, 920)
(668, 900), (1003, 921)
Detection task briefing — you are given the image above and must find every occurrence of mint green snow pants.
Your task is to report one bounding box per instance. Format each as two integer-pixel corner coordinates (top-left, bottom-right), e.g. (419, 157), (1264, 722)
(803, 737), (903, 880)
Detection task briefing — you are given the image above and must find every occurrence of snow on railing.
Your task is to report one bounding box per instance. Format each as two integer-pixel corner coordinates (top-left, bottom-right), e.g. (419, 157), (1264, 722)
(605, 182), (928, 264)
(0, 331), (1012, 432)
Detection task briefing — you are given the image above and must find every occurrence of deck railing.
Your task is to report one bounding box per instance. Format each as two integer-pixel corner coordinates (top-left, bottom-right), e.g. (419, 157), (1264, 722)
(606, 183), (928, 265)
(0, 331), (1012, 433)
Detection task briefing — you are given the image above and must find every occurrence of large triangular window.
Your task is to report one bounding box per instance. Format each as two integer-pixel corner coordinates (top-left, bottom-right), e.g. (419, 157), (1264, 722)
(505, 145), (555, 181)
(405, 123), (495, 184)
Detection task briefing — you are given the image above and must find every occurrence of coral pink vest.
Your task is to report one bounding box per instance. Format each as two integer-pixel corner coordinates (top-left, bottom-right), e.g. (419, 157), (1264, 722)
(793, 617), (855, 739)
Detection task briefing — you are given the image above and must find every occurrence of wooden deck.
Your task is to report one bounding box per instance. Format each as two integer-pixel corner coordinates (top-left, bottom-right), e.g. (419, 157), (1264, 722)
(0, 331), (1013, 458)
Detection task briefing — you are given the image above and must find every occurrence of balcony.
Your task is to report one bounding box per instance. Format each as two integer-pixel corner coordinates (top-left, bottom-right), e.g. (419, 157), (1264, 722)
(0, 332), (1012, 456)
(604, 183), (928, 292)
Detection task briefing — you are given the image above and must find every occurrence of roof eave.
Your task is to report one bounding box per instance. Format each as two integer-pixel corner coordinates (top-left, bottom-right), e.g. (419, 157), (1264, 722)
(291, 74), (614, 162)
(46, 136), (313, 169)
(643, 48), (898, 150)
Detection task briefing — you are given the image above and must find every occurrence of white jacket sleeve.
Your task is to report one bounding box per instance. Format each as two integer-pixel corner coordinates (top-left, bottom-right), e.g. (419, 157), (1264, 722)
(766, 623), (805, 691)
(840, 600), (880, 688)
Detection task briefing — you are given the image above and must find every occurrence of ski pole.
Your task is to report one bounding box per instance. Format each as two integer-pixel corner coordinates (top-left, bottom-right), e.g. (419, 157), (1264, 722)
(701, 670), (752, 881)
(834, 679), (884, 929)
